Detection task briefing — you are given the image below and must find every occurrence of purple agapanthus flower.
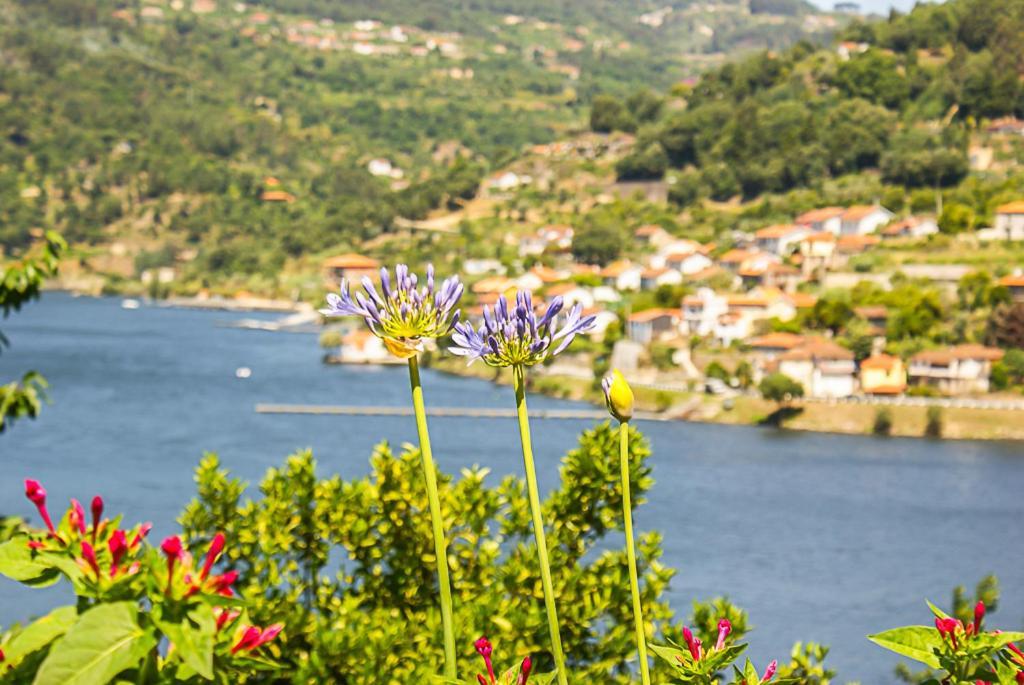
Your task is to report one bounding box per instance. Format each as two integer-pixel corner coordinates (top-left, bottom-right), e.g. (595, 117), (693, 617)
(321, 264), (463, 358)
(449, 290), (596, 367)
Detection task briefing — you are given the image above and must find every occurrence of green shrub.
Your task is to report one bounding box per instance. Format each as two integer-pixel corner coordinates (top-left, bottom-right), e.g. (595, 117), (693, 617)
(873, 407), (893, 436)
(925, 406), (943, 438)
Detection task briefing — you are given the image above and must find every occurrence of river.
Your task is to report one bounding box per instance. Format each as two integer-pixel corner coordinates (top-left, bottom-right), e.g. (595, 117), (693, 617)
(1, 293), (1022, 683)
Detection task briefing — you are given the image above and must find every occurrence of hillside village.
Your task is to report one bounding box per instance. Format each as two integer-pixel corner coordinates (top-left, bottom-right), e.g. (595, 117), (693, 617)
(323, 193), (1024, 404)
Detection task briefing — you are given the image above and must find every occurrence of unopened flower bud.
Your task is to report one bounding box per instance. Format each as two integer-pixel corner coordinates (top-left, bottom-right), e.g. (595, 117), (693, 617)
(517, 656), (532, 685)
(200, 532), (226, 581)
(602, 369), (634, 422)
(974, 601), (985, 630)
(761, 659), (777, 683)
(81, 541), (100, 578)
(24, 479), (55, 533)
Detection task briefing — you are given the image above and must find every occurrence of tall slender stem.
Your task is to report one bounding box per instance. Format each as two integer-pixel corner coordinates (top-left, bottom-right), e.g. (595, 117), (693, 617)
(408, 355), (457, 681)
(513, 365), (569, 685)
(619, 421), (651, 685)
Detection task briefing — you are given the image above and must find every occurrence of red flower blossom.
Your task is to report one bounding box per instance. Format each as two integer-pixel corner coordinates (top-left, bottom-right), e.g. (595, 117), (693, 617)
(716, 618), (732, 650)
(974, 601), (985, 630)
(682, 627), (702, 661)
(200, 532), (225, 581)
(69, 499), (87, 535)
(130, 523), (152, 549)
(761, 659), (777, 683)
(161, 535), (183, 594)
(475, 636), (498, 684)
(81, 541), (100, 578)
(108, 530), (128, 576)
(24, 479), (55, 534)
(231, 624), (283, 654)
(517, 656), (532, 685)
(90, 496), (103, 543)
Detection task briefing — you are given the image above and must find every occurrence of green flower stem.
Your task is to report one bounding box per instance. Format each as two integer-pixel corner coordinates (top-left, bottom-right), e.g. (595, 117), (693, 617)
(513, 364), (569, 685)
(619, 420), (651, 685)
(408, 355), (457, 681)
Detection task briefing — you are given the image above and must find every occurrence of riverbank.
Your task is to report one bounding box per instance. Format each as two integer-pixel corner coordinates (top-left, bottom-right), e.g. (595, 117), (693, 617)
(424, 355), (1024, 442)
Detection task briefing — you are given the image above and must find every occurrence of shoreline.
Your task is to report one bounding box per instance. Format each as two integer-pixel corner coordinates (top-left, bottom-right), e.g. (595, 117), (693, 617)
(423, 356), (1024, 443)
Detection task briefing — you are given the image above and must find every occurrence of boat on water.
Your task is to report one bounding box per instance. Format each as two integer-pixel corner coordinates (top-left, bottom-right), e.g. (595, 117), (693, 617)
(121, 298), (141, 310)
(235, 367), (252, 379)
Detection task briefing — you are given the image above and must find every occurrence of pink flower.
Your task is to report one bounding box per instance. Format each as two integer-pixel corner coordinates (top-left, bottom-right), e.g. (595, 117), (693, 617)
(161, 536), (183, 594)
(24, 479), (55, 534)
(211, 570), (238, 596)
(1007, 640), (1024, 666)
(517, 656), (532, 685)
(200, 533), (225, 581)
(27, 540), (46, 550)
(130, 523), (152, 549)
(761, 659), (777, 683)
(475, 636), (497, 684)
(682, 627), (701, 661)
(974, 601), (985, 630)
(81, 541), (100, 578)
(935, 617), (962, 650)
(231, 624), (282, 654)
(1015, 672), (1024, 684)
(69, 499), (87, 535)
(108, 530), (127, 576)
(215, 608), (240, 632)
(716, 618), (732, 650)
(90, 496), (103, 543)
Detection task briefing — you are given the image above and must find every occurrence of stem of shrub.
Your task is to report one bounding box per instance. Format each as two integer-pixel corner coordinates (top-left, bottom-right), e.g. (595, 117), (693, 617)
(408, 355), (457, 681)
(619, 421), (650, 685)
(513, 364), (569, 685)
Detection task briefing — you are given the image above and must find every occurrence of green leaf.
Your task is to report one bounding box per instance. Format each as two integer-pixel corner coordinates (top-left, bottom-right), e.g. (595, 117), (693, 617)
(867, 626), (943, 668)
(0, 539), (60, 586)
(926, 599), (950, 620)
(530, 670), (558, 685)
(33, 601), (155, 685)
(154, 604), (215, 680)
(648, 642), (689, 670)
(974, 631), (1024, 651)
(1, 606), (77, 667)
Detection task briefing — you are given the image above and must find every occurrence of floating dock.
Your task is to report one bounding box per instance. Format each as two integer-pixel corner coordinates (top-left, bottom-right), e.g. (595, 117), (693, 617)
(255, 403), (670, 421)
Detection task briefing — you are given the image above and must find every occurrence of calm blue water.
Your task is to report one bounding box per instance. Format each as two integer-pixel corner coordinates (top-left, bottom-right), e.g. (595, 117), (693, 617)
(1, 294), (1022, 683)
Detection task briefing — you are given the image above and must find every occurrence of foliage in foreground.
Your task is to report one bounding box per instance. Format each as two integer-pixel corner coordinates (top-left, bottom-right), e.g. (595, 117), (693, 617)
(870, 594), (1024, 685)
(179, 425), (825, 684)
(0, 481), (281, 683)
(0, 231), (64, 432)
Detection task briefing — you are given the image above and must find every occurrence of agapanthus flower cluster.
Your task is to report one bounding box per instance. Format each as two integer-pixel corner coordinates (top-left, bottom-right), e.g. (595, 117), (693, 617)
(321, 264), (463, 358)
(473, 637), (535, 685)
(450, 291), (595, 367)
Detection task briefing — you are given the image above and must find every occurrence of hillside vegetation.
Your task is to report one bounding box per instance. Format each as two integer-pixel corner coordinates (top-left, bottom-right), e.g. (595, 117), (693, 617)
(0, 0), (844, 293)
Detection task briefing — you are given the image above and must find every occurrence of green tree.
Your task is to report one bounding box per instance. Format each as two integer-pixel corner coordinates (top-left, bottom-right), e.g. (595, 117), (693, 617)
(925, 406), (943, 438)
(571, 221), (626, 266)
(938, 202), (974, 234)
(873, 407), (893, 436)
(590, 94), (636, 133)
(616, 143), (669, 181)
(1, 232), (65, 432)
(759, 373), (805, 404)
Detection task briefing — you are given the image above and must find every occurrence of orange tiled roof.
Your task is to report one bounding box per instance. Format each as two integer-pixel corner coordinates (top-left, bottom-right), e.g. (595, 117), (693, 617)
(802, 231), (836, 243)
(628, 308), (678, 323)
(529, 265), (562, 283)
(635, 224), (666, 237)
(720, 249), (755, 263)
(796, 207), (844, 223)
(841, 205), (881, 221)
(323, 253), (379, 269)
(600, 260), (635, 277)
(748, 332), (806, 350)
(860, 353), (900, 371)
(755, 224), (800, 239)
(545, 282), (579, 297)
(998, 274), (1024, 287)
(779, 339), (854, 362)
(836, 235), (881, 252)
(261, 190), (295, 202)
(912, 344), (1005, 364)
(854, 305), (889, 319)
(996, 201), (1024, 215)
(788, 292), (818, 308)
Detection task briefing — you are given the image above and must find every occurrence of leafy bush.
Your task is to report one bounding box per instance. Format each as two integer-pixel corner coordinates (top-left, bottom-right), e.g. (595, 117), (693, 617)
(925, 406), (943, 438)
(0, 481), (282, 682)
(759, 373), (804, 404)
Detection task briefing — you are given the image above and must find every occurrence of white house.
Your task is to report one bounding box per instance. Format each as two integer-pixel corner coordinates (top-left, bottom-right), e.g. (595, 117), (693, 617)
(626, 309), (680, 344)
(582, 307), (620, 341)
(485, 171), (530, 196)
(516, 265), (563, 292)
(600, 261), (643, 291)
(544, 282), (595, 309)
(367, 158), (404, 179)
(776, 339), (856, 398)
(634, 224), (673, 248)
(839, 205), (894, 236)
(518, 225), (574, 257)
(640, 267), (683, 290)
(681, 288), (729, 337)
(713, 312), (751, 346)
(337, 331), (393, 364)
(462, 259), (505, 276)
(908, 344), (1004, 395)
(664, 250), (713, 275)
(754, 224), (809, 255)
(984, 201), (1024, 241)
(796, 207), (844, 236)
(880, 216), (939, 239)
(797, 232), (836, 275)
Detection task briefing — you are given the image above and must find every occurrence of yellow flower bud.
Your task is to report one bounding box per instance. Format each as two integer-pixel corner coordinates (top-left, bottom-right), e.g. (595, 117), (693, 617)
(602, 369), (634, 422)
